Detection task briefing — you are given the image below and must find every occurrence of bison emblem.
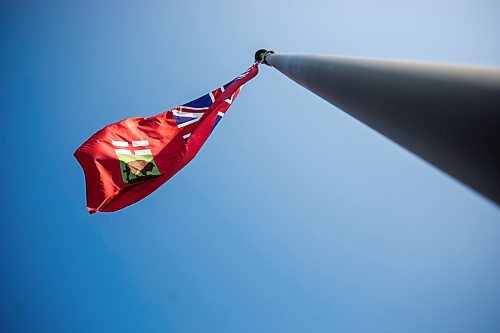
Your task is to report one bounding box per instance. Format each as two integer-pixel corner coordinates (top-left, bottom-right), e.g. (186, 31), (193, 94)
(122, 159), (157, 183)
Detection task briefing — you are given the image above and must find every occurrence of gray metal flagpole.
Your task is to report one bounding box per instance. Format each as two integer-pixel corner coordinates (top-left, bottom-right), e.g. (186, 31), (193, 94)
(255, 50), (500, 205)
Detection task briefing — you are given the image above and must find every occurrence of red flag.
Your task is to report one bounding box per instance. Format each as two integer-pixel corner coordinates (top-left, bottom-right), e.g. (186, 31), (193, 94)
(75, 64), (259, 213)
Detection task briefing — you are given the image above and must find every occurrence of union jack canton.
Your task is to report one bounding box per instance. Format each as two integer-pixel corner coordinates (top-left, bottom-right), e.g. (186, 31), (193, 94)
(170, 65), (256, 141)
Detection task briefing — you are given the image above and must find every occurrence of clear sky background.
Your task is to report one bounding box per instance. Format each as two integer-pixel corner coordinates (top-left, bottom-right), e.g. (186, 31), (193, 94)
(1, 0), (500, 332)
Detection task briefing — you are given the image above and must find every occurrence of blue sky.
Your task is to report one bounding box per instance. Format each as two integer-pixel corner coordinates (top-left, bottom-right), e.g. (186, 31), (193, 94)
(1, 0), (500, 332)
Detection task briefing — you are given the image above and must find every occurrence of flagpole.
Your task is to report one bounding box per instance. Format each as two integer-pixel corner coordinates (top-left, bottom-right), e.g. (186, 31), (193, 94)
(255, 50), (500, 205)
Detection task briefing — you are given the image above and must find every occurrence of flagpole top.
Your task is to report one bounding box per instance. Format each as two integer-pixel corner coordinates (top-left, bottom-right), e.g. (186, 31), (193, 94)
(255, 49), (275, 66)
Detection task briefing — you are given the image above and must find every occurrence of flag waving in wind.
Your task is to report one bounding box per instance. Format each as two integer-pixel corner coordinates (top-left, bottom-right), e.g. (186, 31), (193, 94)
(75, 63), (259, 213)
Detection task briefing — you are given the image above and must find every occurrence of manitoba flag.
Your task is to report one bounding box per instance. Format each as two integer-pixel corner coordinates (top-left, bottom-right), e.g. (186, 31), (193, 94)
(75, 63), (259, 213)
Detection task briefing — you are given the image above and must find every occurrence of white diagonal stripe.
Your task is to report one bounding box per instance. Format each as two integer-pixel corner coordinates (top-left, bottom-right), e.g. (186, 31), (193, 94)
(179, 106), (208, 111)
(115, 149), (132, 155)
(132, 140), (149, 147)
(183, 133), (191, 139)
(172, 110), (204, 118)
(217, 111), (224, 117)
(177, 117), (202, 128)
(112, 140), (129, 147)
(135, 149), (152, 156)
